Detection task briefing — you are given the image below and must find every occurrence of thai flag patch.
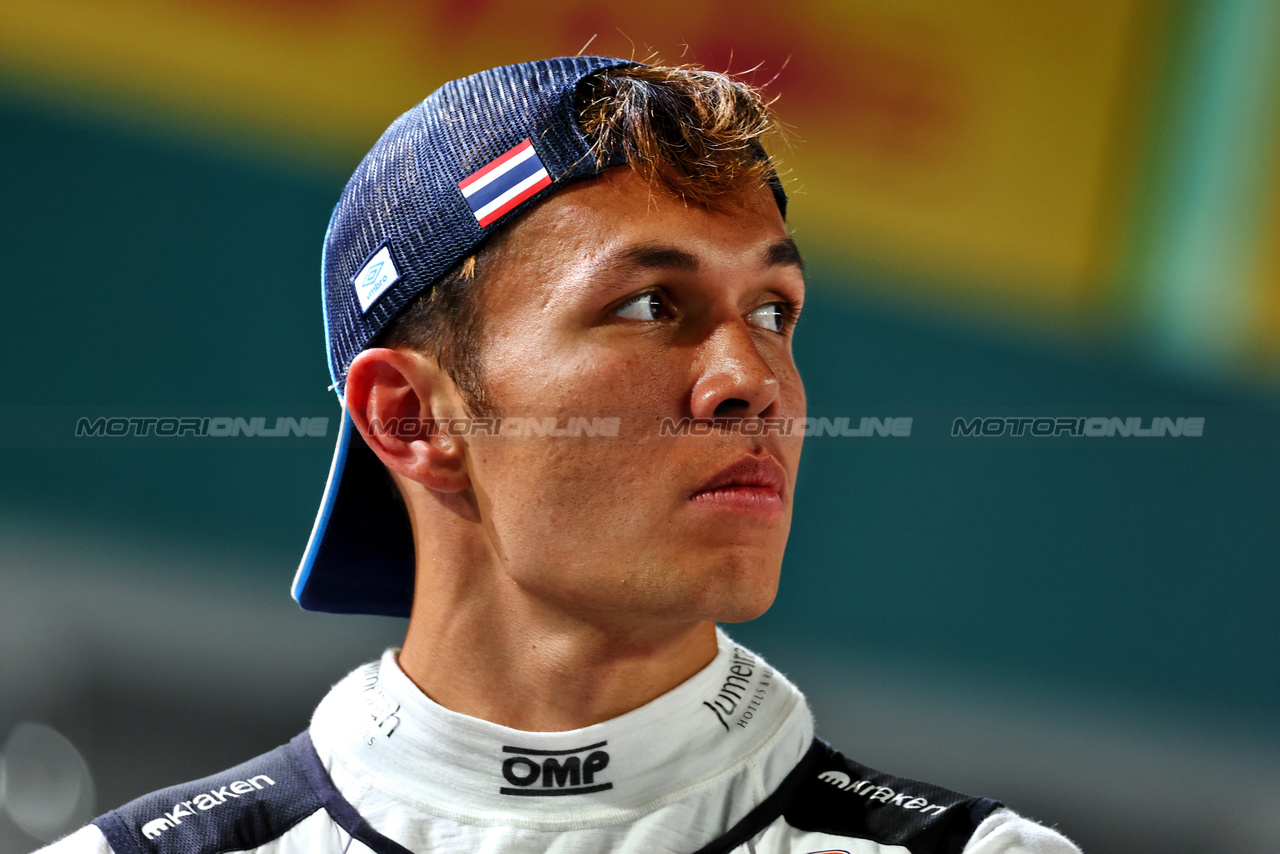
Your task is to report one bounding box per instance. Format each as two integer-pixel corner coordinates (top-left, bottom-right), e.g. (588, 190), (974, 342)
(458, 139), (552, 228)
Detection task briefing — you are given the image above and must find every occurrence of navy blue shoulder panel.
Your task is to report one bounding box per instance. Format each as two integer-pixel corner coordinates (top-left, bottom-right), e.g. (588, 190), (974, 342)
(91, 738), (320, 854)
(289, 732), (414, 854)
(783, 740), (1003, 854)
(691, 738), (1001, 854)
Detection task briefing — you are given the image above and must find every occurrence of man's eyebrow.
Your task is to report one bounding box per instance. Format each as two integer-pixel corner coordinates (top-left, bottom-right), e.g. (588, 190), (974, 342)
(579, 244), (700, 297)
(608, 238), (804, 273)
(611, 244), (701, 274)
(764, 237), (805, 272)
(586, 238), (804, 293)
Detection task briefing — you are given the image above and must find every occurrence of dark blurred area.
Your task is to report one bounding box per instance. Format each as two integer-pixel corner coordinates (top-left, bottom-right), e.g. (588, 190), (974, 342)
(2, 2), (1278, 853)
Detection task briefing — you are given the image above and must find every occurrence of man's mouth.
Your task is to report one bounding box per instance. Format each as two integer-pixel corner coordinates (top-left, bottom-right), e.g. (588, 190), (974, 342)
(690, 454), (787, 515)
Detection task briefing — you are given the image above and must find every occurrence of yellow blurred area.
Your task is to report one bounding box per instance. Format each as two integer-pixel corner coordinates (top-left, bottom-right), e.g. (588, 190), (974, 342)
(1, 0), (1277, 373)
(1254, 140), (1280, 364)
(784, 1), (1160, 315)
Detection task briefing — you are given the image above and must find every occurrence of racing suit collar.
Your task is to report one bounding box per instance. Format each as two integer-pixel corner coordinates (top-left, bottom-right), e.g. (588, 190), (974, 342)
(309, 627), (814, 826)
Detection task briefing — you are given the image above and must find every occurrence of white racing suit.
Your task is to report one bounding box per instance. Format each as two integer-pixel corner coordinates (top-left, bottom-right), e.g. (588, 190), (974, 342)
(40, 630), (1081, 853)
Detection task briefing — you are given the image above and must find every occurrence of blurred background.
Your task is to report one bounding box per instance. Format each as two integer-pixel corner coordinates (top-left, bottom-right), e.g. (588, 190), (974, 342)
(1, 2), (1278, 852)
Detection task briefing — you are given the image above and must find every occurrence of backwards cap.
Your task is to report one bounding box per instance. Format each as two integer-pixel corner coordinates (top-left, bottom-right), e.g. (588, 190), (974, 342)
(294, 56), (787, 617)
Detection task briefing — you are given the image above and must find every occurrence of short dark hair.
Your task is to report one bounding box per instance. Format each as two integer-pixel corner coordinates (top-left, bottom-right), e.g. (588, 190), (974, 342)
(375, 251), (493, 416)
(376, 62), (783, 415)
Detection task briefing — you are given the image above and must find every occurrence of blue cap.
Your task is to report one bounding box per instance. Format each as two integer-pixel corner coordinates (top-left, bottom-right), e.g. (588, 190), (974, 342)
(293, 56), (787, 617)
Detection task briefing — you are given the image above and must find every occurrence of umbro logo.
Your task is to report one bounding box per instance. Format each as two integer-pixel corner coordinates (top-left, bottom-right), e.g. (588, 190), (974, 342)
(361, 260), (385, 288)
(499, 741), (611, 796)
(352, 245), (400, 312)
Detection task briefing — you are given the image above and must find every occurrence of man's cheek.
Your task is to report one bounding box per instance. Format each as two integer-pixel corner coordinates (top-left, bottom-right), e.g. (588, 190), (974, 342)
(542, 465), (669, 547)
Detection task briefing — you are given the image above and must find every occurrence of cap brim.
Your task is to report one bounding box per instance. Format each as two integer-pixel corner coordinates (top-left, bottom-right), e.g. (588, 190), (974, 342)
(293, 408), (415, 617)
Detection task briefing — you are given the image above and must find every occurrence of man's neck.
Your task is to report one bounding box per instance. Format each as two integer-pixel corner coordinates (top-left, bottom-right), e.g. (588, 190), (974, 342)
(397, 584), (719, 731)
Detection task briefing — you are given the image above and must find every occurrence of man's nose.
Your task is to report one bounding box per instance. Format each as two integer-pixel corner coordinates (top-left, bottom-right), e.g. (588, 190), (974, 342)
(689, 322), (781, 420)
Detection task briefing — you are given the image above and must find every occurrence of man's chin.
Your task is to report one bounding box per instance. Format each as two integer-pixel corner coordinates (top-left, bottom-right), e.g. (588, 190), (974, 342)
(693, 558), (782, 625)
(711, 594), (778, 625)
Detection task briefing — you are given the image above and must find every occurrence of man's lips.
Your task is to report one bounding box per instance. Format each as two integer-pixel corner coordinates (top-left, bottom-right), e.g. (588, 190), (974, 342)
(690, 455), (788, 512)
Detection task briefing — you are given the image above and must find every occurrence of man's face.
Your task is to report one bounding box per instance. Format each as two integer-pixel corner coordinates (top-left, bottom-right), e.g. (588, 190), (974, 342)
(459, 168), (806, 629)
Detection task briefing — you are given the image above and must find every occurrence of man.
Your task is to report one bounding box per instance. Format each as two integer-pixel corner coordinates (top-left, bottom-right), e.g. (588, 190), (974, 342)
(41, 56), (1080, 853)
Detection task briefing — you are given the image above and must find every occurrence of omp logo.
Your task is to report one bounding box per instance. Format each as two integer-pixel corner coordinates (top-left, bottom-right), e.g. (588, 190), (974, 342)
(138, 775), (276, 838)
(818, 770), (947, 816)
(499, 741), (611, 796)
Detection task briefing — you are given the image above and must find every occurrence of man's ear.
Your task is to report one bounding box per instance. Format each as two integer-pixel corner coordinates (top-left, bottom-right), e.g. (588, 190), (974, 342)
(344, 348), (470, 493)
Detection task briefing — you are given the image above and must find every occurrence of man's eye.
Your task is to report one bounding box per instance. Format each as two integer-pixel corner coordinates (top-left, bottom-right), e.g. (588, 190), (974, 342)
(748, 303), (788, 333)
(613, 292), (668, 321)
